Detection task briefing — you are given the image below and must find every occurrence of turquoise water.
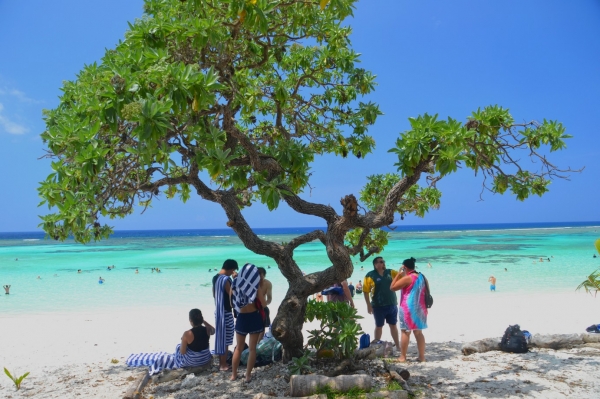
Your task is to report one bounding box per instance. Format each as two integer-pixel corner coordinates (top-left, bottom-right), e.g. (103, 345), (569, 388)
(1, 225), (599, 315)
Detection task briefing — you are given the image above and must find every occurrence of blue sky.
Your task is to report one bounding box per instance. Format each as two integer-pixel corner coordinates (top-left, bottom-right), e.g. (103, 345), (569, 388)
(0, 0), (599, 232)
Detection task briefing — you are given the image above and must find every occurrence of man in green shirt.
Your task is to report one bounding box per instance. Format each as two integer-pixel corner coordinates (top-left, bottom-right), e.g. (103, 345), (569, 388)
(363, 256), (400, 350)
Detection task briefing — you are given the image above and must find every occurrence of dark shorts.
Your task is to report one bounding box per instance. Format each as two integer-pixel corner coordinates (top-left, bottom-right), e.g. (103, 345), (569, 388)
(372, 304), (398, 327)
(235, 311), (264, 336)
(263, 307), (271, 327)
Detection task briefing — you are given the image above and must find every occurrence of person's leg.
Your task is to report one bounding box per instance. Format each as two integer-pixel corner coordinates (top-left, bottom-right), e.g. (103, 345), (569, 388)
(245, 332), (260, 382)
(389, 324), (400, 350)
(414, 330), (426, 361)
(230, 333), (246, 381)
(219, 353), (228, 370)
(386, 306), (400, 349)
(372, 307), (385, 342)
(374, 326), (383, 341)
(399, 329), (411, 362)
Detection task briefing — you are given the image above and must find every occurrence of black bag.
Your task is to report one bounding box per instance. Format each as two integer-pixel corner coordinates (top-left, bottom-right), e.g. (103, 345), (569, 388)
(419, 273), (433, 308)
(500, 325), (528, 353)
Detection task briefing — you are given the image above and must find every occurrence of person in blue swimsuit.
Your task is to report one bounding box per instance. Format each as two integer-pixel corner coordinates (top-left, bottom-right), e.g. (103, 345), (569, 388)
(488, 276), (496, 292)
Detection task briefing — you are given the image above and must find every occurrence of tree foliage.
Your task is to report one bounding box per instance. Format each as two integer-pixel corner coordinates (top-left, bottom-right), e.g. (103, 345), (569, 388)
(38, 0), (576, 357)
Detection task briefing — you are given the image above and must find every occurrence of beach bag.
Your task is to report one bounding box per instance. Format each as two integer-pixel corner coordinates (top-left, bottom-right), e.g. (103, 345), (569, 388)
(419, 273), (433, 308)
(241, 337), (282, 366)
(359, 333), (371, 350)
(586, 324), (600, 333)
(500, 325), (528, 353)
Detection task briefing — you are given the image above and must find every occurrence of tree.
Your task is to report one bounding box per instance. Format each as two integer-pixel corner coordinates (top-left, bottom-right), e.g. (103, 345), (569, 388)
(38, 0), (575, 359)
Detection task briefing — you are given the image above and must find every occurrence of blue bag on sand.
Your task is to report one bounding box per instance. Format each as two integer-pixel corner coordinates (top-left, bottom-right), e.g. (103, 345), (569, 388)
(585, 324), (600, 333)
(522, 330), (532, 344)
(359, 333), (370, 350)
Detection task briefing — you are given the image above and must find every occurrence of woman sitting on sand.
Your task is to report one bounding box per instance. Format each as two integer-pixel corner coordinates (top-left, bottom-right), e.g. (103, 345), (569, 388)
(390, 257), (428, 362)
(126, 309), (215, 375)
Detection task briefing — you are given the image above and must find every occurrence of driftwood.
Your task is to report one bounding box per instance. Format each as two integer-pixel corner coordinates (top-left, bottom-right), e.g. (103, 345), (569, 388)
(382, 362), (411, 395)
(290, 374), (372, 397)
(325, 345), (385, 377)
(531, 334), (583, 349)
(151, 363), (212, 384)
(123, 371), (150, 399)
(582, 333), (600, 343)
(461, 338), (501, 355)
(462, 333), (591, 355)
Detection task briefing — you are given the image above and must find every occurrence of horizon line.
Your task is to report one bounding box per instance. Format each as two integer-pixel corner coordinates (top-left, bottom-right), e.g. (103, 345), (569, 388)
(2, 220), (599, 234)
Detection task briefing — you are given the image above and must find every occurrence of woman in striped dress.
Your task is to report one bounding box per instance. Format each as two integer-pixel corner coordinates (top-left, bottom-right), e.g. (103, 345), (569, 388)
(390, 257), (428, 362)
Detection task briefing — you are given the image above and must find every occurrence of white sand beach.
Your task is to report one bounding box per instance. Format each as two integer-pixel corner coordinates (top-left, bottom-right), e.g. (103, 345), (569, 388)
(1, 291), (599, 398)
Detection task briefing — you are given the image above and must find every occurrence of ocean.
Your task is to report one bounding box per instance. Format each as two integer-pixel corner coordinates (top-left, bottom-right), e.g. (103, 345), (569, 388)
(1, 222), (599, 316)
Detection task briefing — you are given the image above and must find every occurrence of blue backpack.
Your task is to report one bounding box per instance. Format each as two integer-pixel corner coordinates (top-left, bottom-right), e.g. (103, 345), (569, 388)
(359, 333), (371, 350)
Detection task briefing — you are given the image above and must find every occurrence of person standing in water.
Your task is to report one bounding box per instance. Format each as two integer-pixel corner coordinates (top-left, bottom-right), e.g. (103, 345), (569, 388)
(3, 285), (10, 294)
(488, 276), (496, 291)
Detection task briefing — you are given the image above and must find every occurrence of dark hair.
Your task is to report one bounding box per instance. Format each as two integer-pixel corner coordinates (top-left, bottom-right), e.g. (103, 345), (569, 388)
(372, 256), (383, 267)
(189, 308), (203, 326)
(257, 267), (266, 277)
(222, 259), (239, 271)
(402, 257), (416, 270)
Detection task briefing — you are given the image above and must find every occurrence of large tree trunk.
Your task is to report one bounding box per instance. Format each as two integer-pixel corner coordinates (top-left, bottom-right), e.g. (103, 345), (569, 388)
(271, 283), (309, 361)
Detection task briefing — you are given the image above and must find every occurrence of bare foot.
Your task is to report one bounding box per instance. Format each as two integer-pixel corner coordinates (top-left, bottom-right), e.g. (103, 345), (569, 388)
(230, 374), (237, 381)
(398, 356), (407, 363)
(417, 358), (426, 362)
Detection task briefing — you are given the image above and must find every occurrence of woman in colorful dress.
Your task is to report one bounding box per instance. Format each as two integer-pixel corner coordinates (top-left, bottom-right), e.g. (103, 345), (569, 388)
(390, 257), (428, 362)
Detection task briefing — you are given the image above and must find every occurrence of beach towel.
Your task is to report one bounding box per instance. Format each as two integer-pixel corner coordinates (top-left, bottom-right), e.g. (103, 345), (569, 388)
(231, 263), (260, 313)
(126, 344), (211, 375)
(214, 274), (234, 355)
(399, 273), (428, 330)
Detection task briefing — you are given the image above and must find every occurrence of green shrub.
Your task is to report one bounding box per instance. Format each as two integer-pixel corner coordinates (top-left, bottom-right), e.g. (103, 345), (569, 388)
(4, 367), (29, 391)
(305, 299), (363, 359)
(288, 352), (313, 375)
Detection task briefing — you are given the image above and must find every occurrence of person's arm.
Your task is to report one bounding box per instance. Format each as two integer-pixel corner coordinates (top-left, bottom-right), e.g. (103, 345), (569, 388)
(341, 281), (354, 308)
(203, 320), (215, 335)
(180, 330), (193, 354)
(266, 280), (273, 306)
(256, 280), (267, 308)
(363, 290), (372, 314)
(390, 268), (411, 291)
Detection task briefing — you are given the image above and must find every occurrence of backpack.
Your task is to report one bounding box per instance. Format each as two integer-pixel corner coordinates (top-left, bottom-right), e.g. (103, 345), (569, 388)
(500, 325), (528, 353)
(359, 333), (371, 350)
(240, 337), (282, 366)
(419, 273), (433, 308)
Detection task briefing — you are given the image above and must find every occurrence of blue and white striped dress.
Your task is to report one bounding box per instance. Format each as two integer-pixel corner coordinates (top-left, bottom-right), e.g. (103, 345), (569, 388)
(126, 344), (211, 375)
(214, 274), (234, 355)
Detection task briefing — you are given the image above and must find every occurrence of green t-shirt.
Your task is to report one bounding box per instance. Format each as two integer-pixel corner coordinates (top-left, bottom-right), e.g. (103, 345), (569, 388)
(364, 269), (397, 307)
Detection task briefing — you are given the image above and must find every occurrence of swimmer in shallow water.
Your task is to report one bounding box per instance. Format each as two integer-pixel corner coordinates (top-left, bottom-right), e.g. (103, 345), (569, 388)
(488, 276), (496, 292)
(98, 277), (105, 284)
(3, 285), (10, 294)
(135, 269), (139, 274)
